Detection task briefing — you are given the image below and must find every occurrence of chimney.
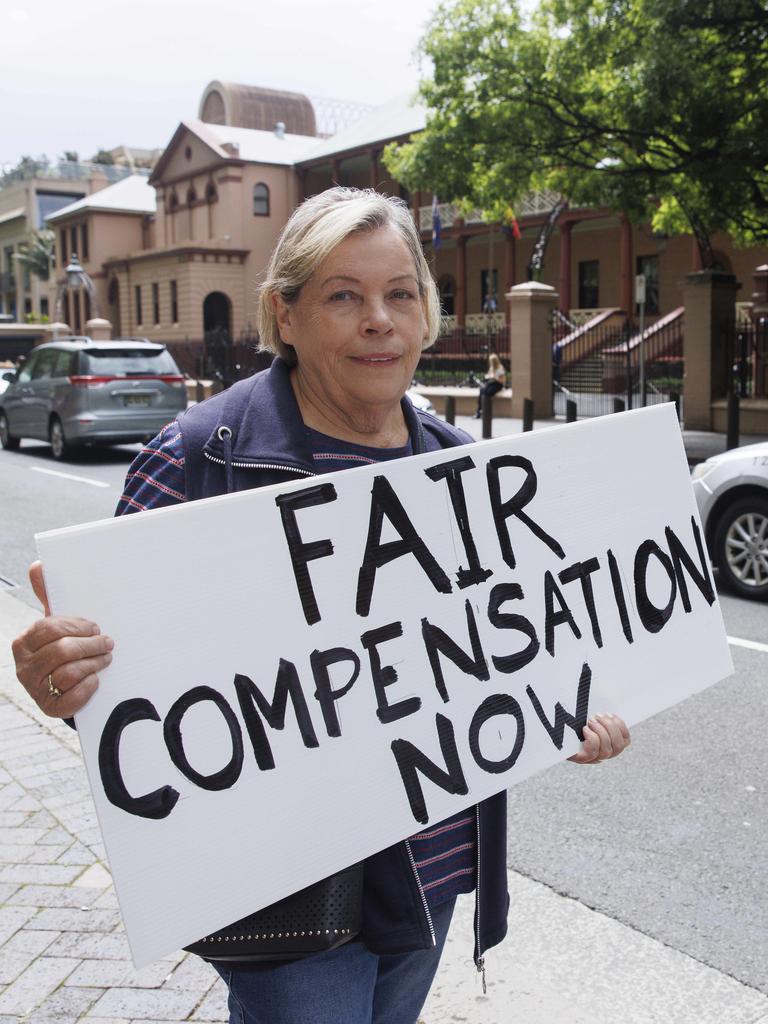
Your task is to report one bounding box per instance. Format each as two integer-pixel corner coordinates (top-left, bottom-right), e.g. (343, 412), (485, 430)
(274, 121), (286, 139)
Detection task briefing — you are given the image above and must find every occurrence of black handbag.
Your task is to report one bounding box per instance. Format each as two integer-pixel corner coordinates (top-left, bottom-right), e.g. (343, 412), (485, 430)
(184, 863), (364, 963)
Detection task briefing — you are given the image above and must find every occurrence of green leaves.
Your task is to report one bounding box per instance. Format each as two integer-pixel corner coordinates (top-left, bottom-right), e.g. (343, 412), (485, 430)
(383, 0), (768, 247)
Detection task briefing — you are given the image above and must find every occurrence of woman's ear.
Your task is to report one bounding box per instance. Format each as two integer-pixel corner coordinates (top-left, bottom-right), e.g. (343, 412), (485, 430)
(271, 292), (294, 344)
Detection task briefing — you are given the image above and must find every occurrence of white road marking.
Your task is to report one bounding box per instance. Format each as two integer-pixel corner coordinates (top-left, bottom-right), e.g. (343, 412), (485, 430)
(30, 466), (110, 488)
(728, 634), (768, 655)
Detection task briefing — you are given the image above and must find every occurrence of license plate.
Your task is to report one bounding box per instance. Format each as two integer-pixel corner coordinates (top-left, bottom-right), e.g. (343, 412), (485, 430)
(124, 395), (151, 407)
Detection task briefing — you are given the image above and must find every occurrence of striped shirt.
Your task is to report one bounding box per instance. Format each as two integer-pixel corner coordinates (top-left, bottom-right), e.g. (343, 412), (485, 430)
(116, 420), (477, 909)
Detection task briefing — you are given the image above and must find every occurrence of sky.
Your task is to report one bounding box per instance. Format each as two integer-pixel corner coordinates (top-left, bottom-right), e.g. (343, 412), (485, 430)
(1, 0), (446, 170)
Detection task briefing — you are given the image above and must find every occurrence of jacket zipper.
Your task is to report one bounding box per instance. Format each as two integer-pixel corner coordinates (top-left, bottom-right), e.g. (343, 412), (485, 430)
(404, 839), (436, 947)
(203, 452), (316, 476)
(474, 805), (486, 993)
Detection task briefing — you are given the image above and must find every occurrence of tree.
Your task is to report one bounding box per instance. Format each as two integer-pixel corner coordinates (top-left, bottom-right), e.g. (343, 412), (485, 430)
(384, 0), (768, 254)
(92, 149), (115, 166)
(0, 155), (51, 188)
(62, 150), (79, 163)
(13, 230), (55, 282)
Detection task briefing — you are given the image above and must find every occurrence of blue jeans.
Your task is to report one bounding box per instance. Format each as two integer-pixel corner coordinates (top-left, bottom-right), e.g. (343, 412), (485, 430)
(213, 898), (455, 1024)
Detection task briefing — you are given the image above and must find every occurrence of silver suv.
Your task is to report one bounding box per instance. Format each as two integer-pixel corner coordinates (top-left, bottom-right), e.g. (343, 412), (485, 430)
(0, 337), (187, 460)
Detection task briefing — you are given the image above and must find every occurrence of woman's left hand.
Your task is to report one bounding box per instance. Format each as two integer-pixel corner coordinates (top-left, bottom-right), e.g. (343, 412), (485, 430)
(568, 713), (631, 765)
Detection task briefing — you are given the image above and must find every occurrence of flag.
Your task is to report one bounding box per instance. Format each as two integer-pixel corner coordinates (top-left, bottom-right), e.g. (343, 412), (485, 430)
(431, 195), (442, 250)
(502, 206), (522, 240)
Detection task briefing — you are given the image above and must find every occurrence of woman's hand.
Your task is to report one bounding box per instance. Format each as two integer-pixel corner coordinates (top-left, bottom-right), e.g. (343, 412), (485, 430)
(11, 562), (113, 719)
(568, 713), (631, 765)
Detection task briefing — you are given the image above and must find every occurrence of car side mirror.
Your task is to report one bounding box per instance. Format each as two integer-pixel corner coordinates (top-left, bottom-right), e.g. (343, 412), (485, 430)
(2, 371), (17, 383)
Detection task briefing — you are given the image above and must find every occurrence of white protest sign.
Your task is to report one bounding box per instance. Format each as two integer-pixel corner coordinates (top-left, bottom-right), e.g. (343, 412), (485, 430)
(36, 404), (733, 966)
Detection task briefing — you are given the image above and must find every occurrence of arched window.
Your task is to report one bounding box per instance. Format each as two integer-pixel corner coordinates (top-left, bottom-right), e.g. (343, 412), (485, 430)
(205, 181), (217, 203)
(438, 274), (455, 316)
(253, 183), (270, 217)
(186, 185), (197, 205)
(169, 190), (179, 212)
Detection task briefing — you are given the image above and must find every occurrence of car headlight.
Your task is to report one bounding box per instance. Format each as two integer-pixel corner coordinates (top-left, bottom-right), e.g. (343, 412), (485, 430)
(691, 461), (715, 480)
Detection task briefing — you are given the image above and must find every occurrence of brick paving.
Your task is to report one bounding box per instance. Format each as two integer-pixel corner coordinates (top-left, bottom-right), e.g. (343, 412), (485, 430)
(0, 694), (229, 1023)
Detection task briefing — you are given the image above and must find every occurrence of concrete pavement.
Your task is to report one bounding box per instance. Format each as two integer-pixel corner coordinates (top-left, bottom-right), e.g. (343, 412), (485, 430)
(2, 588), (768, 1023)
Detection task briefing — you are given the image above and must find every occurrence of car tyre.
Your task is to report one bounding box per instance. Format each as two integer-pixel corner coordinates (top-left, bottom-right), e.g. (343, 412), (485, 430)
(49, 416), (72, 461)
(712, 495), (768, 601)
(0, 411), (20, 450)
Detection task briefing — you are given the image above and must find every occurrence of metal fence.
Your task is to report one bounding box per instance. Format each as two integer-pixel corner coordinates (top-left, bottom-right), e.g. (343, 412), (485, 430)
(552, 310), (684, 417)
(170, 332), (272, 386)
(731, 317), (768, 399)
(415, 327), (508, 386)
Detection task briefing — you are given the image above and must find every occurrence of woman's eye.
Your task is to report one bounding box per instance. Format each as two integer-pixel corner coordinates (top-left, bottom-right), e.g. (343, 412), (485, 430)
(391, 289), (415, 300)
(329, 290), (354, 301)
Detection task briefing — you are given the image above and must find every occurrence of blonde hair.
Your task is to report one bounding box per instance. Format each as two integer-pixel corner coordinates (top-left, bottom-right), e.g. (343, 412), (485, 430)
(257, 187), (440, 365)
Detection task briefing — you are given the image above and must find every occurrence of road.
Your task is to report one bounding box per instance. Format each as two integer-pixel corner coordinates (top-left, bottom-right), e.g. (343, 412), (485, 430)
(1, 430), (767, 995)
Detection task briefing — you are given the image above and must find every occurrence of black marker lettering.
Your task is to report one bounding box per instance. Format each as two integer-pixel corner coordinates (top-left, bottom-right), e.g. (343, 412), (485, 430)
(163, 686), (244, 791)
(356, 476), (452, 617)
(311, 647), (360, 738)
(361, 621), (420, 724)
(468, 694), (525, 773)
(487, 582), (540, 673)
(558, 558), (603, 648)
(665, 518), (715, 611)
(276, 483), (338, 626)
(425, 456), (492, 589)
(98, 698), (179, 819)
(486, 455), (565, 570)
(634, 539), (677, 633)
(234, 662), (319, 771)
(526, 661), (592, 749)
(607, 548), (634, 643)
(391, 713), (468, 825)
(421, 600), (490, 704)
(544, 570), (582, 656)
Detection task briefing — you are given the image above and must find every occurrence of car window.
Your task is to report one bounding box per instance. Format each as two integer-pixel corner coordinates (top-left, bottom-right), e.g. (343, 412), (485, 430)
(17, 355), (37, 383)
(53, 350), (76, 377)
(82, 348), (180, 376)
(31, 350), (59, 380)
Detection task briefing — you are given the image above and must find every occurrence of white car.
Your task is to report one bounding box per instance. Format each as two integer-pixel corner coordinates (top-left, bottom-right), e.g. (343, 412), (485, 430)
(691, 441), (768, 600)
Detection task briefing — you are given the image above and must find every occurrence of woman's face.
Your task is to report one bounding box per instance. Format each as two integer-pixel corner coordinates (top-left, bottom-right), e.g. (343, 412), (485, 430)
(274, 225), (428, 418)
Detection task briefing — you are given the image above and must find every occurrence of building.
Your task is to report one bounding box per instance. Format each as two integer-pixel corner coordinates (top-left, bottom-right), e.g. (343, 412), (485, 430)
(0, 159), (135, 322)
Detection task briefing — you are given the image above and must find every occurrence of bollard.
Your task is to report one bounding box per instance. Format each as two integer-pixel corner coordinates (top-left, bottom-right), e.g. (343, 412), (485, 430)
(565, 399), (577, 423)
(726, 390), (740, 450)
(612, 397), (625, 414)
(445, 395), (456, 426)
(481, 393), (493, 439)
(522, 397), (534, 433)
(670, 391), (681, 422)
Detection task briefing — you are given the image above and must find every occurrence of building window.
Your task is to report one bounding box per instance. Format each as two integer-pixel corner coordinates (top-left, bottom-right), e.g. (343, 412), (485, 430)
(152, 282), (160, 325)
(24, 297), (32, 317)
(480, 269), (499, 311)
(253, 183), (270, 217)
(80, 223), (89, 261)
(186, 185), (197, 205)
(170, 280), (178, 323)
(636, 255), (660, 315)
(40, 296), (49, 318)
(438, 275), (455, 316)
(135, 285), (142, 326)
(84, 290), (91, 323)
(59, 230), (67, 267)
(70, 226), (78, 261)
(205, 181), (217, 203)
(169, 191), (179, 212)
(578, 260), (599, 308)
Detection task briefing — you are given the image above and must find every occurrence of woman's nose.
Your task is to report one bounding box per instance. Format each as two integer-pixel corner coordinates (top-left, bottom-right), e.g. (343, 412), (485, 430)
(361, 299), (393, 333)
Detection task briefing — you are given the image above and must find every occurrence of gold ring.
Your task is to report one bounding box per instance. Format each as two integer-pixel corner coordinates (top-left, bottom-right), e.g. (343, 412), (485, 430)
(47, 674), (62, 698)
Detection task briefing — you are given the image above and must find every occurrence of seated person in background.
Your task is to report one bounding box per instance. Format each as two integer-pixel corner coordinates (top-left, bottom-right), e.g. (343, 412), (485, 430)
(475, 351), (506, 418)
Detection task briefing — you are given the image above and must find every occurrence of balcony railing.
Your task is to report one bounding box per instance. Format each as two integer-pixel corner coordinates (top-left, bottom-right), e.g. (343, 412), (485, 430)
(438, 313), (506, 336)
(419, 190), (562, 232)
(0, 160), (139, 190)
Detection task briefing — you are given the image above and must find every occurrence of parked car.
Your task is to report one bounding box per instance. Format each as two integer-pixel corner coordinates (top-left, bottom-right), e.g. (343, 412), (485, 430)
(405, 388), (436, 415)
(0, 337), (187, 460)
(691, 441), (768, 600)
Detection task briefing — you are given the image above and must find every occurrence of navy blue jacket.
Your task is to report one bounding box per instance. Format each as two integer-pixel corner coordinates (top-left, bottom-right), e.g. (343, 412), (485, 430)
(179, 358), (509, 969)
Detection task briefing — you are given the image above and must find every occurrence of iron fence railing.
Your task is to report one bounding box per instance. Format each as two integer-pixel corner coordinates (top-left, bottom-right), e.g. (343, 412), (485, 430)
(416, 327), (508, 385)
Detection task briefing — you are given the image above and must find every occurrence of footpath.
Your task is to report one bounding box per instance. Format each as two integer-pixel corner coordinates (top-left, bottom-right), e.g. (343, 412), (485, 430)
(1, 417), (767, 1023)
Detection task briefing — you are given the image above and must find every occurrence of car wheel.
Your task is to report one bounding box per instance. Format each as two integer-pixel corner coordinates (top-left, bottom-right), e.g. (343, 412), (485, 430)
(49, 416), (71, 461)
(712, 495), (768, 600)
(0, 411), (20, 450)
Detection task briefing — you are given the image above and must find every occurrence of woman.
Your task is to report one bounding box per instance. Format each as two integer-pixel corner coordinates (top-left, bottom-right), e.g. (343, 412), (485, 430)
(12, 187), (630, 1024)
(474, 351), (506, 418)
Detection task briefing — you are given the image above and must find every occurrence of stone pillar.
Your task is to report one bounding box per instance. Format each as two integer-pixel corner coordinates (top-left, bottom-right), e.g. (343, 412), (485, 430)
(619, 214), (633, 314)
(455, 231), (467, 327)
(681, 270), (740, 430)
(508, 281), (558, 419)
(558, 221), (573, 313)
(45, 321), (71, 341)
(85, 317), (112, 341)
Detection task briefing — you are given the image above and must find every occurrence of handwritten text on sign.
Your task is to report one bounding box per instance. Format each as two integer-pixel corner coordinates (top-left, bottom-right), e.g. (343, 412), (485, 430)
(36, 404), (733, 965)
